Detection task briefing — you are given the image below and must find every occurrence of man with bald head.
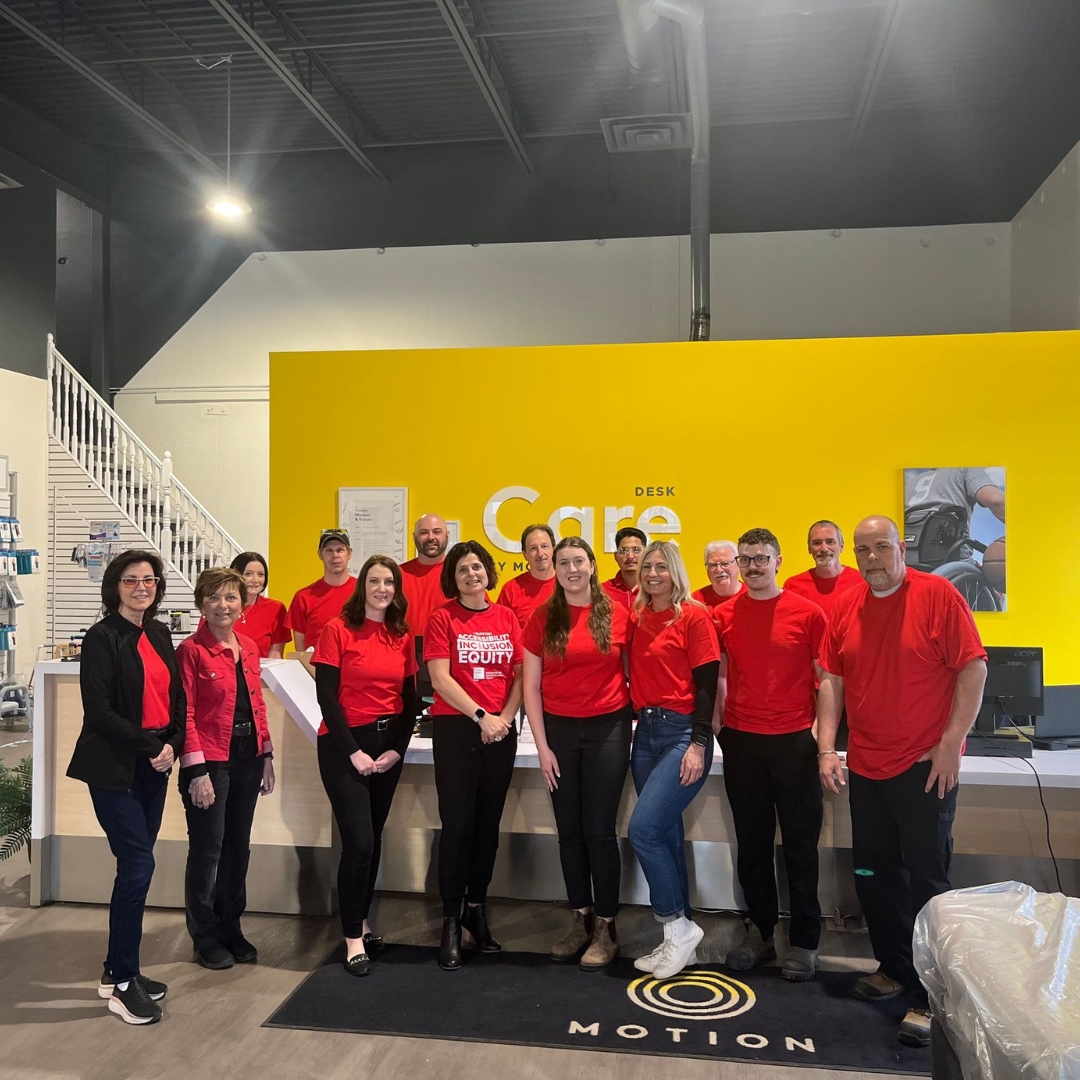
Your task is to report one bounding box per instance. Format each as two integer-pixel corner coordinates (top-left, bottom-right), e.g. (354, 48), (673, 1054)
(816, 516), (986, 1049)
(692, 540), (745, 609)
(401, 513), (450, 708)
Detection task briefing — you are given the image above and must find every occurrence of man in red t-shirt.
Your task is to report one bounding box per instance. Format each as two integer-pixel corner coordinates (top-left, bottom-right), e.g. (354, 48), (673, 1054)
(602, 527), (645, 611)
(496, 523), (556, 629)
(817, 515), (986, 1049)
(782, 520), (863, 620)
(400, 513), (450, 708)
(715, 527), (827, 983)
(287, 529), (357, 653)
(692, 540), (745, 609)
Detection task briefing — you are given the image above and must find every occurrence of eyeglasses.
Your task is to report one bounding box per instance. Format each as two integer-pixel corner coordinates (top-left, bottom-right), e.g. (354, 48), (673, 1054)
(617, 547), (644, 556)
(735, 555), (776, 568)
(706, 560), (736, 571)
(119, 575), (159, 589)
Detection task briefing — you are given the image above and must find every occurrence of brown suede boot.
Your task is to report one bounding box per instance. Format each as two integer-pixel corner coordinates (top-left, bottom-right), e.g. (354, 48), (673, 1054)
(550, 910), (594, 961)
(580, 918), (619, 970)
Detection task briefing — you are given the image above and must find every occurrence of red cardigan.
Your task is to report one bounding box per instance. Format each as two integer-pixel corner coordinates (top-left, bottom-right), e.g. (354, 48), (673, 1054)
(176, 622), (272, 768)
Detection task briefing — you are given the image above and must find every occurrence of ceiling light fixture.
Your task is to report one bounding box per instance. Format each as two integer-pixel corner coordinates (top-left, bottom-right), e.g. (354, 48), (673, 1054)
(206, 57), (252, 219)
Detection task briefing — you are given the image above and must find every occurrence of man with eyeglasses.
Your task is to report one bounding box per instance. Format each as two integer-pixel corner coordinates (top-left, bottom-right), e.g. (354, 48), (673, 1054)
(692, 540), (745, 609)
(713, 528), (827, 984)
(602, 527), (646, 612)
(401, 513), (451, 710)
(287, 529), (356, 653)
(782, 520), (863, 620)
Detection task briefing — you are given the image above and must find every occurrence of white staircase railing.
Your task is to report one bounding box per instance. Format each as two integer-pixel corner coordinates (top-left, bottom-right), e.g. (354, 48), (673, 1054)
(46, 335), (244, 588)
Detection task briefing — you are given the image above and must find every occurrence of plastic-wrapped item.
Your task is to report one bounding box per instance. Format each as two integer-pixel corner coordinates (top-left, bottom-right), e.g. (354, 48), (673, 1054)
(913, 881), (1080, 1080)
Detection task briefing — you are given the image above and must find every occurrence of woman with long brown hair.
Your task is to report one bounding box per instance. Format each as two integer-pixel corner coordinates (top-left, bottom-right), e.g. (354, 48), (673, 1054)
(522, 536), (632, 969)
(313, 554), (418, 976)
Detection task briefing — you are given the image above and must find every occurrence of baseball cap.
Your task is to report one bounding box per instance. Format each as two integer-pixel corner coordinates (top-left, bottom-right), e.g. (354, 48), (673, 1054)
(318, 528), (351, 552)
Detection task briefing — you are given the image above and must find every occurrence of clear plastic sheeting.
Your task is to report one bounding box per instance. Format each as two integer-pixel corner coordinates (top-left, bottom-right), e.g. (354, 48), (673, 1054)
(913, 881), (1080, 1080)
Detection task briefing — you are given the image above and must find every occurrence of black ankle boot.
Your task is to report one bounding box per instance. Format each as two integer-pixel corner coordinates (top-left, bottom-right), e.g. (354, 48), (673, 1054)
(462, 903), (502, 953)
(439, 916), (463, 970)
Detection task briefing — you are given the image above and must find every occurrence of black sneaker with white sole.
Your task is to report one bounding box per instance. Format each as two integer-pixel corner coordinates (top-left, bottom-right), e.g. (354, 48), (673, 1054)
(98, 972), (168, 1001)
(109, 979), (163, 1025)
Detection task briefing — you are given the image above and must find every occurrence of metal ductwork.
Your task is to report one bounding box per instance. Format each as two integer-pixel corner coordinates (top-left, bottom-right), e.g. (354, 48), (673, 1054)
(615, 1), (711, 341)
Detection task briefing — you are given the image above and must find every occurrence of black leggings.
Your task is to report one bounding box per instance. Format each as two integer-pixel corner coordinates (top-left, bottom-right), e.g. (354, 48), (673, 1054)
(432, 715), (517, 916)
(544, 707), (632, 918)
(317, 727), (405, 938)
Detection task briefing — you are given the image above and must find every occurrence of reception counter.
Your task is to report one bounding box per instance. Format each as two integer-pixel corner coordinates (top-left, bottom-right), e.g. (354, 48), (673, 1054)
(30, 659), (1080, 917)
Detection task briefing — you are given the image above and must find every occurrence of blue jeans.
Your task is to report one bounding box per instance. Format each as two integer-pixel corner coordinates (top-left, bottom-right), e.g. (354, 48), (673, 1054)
(88, 758), (168, 982)
(629, 708), (713, 921)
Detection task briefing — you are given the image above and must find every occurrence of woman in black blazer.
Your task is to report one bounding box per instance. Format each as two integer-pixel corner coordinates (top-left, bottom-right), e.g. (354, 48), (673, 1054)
(67, 549), (186, 1026)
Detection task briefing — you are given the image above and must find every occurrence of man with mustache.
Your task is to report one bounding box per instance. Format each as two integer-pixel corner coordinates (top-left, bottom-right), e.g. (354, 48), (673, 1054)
(496, 524), (557, 630)
(783, 520), (862, 619)
(714, 528), (827, 984)
(602, 526), (646, 612)
(692, 540), (745, 609)
(401, 514), (450, 709)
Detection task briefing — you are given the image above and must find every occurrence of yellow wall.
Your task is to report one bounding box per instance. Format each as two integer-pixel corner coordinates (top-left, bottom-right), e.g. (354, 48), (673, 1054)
(270, 332), (1080, 684)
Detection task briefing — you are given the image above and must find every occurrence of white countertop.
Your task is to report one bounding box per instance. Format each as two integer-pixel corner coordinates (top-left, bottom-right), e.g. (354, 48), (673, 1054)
(33, 659), (1080, 788)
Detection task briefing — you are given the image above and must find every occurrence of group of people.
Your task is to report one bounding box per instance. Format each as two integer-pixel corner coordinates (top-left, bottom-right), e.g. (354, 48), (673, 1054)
(69, 510), (987, 1052)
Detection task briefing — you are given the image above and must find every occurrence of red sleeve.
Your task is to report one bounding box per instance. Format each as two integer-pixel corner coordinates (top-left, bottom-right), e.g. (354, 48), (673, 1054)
(611, 603), (631, 649)
(522, 607), (545, 656)
(939, 588), (988, 671)
(713, 605), (730, 654)
(807, 604), (827, 659)
(496, 581), (514, 608)
(175, 639), (205, 766)
(287, 590), (307, 635)
(509, 613), (523, 665)
(270, 600), (292, 646)
(818, 613), (844, 676)
(312, 618), (343, 667)
(403, 632), (420, 677)
(423, 607), (451, 662)
(685, 605), (721, 667)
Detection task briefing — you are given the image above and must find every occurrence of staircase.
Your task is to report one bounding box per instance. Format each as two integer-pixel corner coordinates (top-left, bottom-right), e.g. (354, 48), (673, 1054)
(46, 336), (244, 643)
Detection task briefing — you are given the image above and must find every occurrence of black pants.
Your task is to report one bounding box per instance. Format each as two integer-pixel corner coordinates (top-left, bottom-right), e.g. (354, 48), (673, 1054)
(415, 637), (433, 712)
(317, 725), (405, 938)
(849, 760), (957, 1005)
(88, 758), (169, 983)
(432, 715), (517, 916)
(720, 726), (823, 950)
(180, 734), (263, 951)
(545, 707), (632, 918)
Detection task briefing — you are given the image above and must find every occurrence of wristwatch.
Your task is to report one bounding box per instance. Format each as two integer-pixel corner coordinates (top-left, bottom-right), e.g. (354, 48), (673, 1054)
(473, 708), (486, 724)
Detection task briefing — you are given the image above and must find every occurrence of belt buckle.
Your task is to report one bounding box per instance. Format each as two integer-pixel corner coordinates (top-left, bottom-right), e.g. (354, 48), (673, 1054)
(376, 718), (390, 731)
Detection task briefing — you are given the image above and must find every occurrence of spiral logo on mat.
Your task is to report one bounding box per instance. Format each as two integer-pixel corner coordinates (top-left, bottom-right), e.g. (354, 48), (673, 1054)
(627, 969), (756, 1021)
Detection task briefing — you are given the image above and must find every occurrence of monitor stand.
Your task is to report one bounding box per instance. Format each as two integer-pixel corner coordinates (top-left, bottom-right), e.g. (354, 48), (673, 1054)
(965, 730), (1033, 758)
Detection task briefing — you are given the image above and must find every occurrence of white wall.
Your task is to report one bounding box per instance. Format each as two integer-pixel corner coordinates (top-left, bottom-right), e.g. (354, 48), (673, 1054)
(0, 369), (48, 679)
(1011, 141), (1080, 332)
(115, 223), (1011, 557)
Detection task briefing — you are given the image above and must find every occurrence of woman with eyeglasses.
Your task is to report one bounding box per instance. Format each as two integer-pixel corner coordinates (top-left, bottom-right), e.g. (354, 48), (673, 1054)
(523, 536), (632, 969)
(627, 540), (720, 980)
(228, 551), (291, 659)
(67, 550), (186, 1026)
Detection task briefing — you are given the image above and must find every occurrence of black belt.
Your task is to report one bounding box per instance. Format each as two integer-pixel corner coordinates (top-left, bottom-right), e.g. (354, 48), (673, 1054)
(232, 721), (254, 737)
(374, 717), (392, 731)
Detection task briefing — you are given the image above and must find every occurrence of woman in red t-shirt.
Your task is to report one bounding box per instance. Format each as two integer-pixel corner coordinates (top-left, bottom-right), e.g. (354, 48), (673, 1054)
(425, 540), (523, 972)
(628, 540), (720, 981)
(313, 555), (418, 977)
(523, 536), (631, 969)
(229, 551), (292, 658)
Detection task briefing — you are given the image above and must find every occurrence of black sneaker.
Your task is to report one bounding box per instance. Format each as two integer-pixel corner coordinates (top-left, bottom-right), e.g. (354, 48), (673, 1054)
(109, 980), (162, 1025)
(223, 935), (258, 964)
(195, 943), (234, 970)
(98, 972), (168, 1001)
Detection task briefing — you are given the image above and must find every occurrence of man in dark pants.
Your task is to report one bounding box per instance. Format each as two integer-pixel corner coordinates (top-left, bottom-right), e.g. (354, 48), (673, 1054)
(817, 515), (986, 1049)
(714, 527), (827, 982)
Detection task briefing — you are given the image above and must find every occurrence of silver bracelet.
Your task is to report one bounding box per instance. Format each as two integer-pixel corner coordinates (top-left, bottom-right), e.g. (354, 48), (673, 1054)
(817, 750), (840, 759)
(187, 775), (211, 794)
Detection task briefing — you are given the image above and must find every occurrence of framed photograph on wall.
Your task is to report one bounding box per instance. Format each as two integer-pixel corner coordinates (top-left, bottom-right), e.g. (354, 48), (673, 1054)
(903, 467), (1006, 612)
(338, 486), (408, 575)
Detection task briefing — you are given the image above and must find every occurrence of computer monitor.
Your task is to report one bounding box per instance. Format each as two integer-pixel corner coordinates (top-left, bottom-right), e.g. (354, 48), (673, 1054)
(1034, 685), (1080, 740)
(975, 646), (1043, 734)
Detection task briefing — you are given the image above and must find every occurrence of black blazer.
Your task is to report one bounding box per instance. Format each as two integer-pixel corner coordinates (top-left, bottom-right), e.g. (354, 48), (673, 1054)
(66, 613), (187, 791)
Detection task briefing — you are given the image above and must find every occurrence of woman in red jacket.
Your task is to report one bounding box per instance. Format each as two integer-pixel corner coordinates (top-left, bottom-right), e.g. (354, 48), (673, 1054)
(176, 567), (275, 971)
(229, 551), (291, 658)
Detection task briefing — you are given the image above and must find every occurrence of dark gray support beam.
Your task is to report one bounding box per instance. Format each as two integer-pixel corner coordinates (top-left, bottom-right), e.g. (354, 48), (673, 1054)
(847, 0), (903, 152)
(0, 1), (221, 174)
(259, 0), (386, 143)
(206, 0), (386, 181)
(90, 206), (110, 399)
(431, 0), (535, 174)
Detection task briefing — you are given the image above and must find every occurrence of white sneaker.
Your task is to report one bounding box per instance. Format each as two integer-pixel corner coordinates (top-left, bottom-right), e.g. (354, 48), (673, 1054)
(634, 942), (697, 973)
(654, 919), (705, 979)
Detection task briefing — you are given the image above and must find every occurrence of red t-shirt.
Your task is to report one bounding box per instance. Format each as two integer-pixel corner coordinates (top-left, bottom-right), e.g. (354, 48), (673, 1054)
(424, 601), (522, 715)
(235, 595), (291, 657)
(287, 577), (356, 651)
(819, 569), (987, 780)
(692, 582), (745, 608)
(782, 566), (864, 620)
(312, 616), (419, 733)
(400, 558), (446, 637)
(602, 574), (637, 612)
(523, 602), (631, 717)
(714, 591), (827, 734)
(629, 602), (720, 713)
(138, 631), (172, 730)
(497, 572), (556, 630)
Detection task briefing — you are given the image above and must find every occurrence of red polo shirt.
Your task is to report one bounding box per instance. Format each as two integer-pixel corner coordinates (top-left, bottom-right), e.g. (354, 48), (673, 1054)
(782, 565), (864, 620)
(497, 571), (556, 630)
(287, 577), (356, 651)
(692, 582), (745, 609)
(400, 558), (446, 638)
(602, 573), (637, 613)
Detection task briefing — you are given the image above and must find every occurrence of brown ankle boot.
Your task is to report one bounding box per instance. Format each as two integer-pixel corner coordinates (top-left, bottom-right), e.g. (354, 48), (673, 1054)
(550, 910), (594, 961)
(580, 918), (619, 970)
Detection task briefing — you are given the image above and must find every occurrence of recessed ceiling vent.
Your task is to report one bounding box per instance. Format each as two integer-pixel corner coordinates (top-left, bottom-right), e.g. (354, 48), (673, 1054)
(0, 173), (23, 191)
(600, 113), (695, 153)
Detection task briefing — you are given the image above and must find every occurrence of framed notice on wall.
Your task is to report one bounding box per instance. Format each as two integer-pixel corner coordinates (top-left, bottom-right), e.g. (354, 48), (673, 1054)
(338, 486), (408, 575)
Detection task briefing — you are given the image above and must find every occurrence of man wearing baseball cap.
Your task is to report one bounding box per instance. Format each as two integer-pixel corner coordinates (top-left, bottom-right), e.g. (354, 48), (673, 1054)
(287, 529), (357, 653)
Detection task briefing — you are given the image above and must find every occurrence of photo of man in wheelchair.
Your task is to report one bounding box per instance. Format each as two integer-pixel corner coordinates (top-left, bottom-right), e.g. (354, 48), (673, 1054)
(903, 467), (1007, 612)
